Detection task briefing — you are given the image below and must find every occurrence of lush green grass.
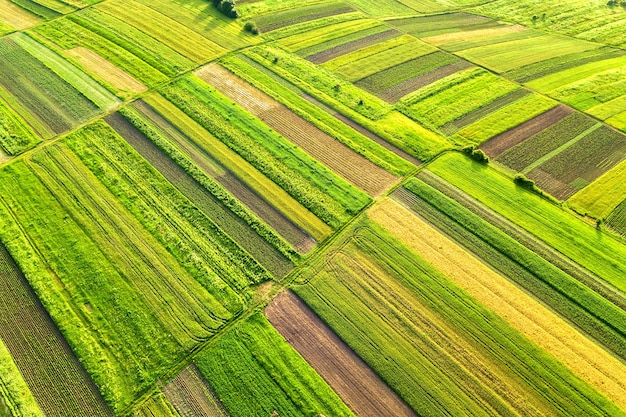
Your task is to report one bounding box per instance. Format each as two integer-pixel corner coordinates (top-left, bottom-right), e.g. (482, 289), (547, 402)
(400, 68), (519, 130)
(34, 18), (169, 87)
(11, 32), (119, 110)
(428, 152), (626, 292)
(277, 18), (381, 51)
(254, 1), (354, 32)
(297, 24), (392, 58)
(455, 93), (556, 144)
(344, 0), (416, 17)
(10, 0), (59, 19)
(160, 75), (370, 228)
(95, 0), (225, 63)
(435, 26), (541, 52)
(497, 112), (596, 172)
(195, 313), (356, 417)
(457, 34), (600, 73)
(0, 98), (40, 156)
(387, 12), (500, 37)
(607, 199), (626, 237)
(294, 220), (624, 417)
(221, 55), (414, 176)
(402, 177), (626, 361)
(0, 37), (99, 135)
(133, 393), (179, 417)
(0, 338), (43, 417)
(325, 35), (436, 81)
(552, 66), (626, 112)
(569, 158), (626, 219)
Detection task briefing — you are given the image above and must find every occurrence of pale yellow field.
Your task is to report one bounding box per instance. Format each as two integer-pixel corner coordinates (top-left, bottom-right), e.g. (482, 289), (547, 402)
(67, 47), (147, 95)
(369, 198), (626, 409)
(0, 0), (40, 29)
(569, 158), (626, 219)
(422, 24), (527, 46)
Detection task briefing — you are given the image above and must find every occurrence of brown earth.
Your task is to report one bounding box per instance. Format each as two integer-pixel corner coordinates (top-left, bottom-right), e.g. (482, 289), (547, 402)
(306, 29), (400, 64)
(197, 64), (398, 197)
(265, 291), (418, 417)
(480, 104), (572, 158)
(163, 364), (228, 417)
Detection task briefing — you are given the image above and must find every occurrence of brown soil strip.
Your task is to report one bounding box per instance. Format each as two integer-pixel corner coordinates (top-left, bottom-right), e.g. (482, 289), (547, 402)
(481, 105), (572, 158)
(197, 64), (398, 197)
(528, 167), (578, 200)
(265, 291), (417, 417)
(381, 60), (472, 103)
(307, 29), (400, 64)
(163, 364), (228, 417)
(441, 88), (531, 135)
(67, 47), (146, 94)
(0, 243), (112, 416)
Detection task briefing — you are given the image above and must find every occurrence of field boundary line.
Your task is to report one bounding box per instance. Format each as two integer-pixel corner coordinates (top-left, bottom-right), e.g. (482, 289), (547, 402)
(523, 122), (602, 174)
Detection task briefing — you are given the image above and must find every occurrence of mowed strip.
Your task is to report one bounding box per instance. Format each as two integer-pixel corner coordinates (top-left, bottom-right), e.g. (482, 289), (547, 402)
(370, 197), (626, 410)
(196, 64), (398, 196)
(95, 0), (225, 63)
(163, 365), (228, 417)
(0, 0), (40, 29)
(265, 291), (417, 417)
(67, 47), (147, 94)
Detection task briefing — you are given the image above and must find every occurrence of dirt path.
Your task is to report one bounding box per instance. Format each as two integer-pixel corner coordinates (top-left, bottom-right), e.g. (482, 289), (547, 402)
(264, 291), (417, 417)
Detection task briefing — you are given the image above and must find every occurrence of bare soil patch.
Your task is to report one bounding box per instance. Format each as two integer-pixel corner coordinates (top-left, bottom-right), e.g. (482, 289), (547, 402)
(265, 291), (417, 417)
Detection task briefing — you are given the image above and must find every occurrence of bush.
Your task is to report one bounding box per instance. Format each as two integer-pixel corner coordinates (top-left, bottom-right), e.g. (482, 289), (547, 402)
(244, 21), (259, 35)
(212, 0), (238, 18)
(462, 145), (489, 164)
(513, 174), (536, 189)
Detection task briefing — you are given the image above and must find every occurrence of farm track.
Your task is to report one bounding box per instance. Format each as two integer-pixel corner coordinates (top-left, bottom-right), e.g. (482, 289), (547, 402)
(417, 170), (626, 311)
(132, 100), (316, 253)
(481, 105), (572, 158)
(265, 290), (418, 417)
(163, 365), (228, 417)
(197, 64), (398, 197)
(0, 243), (112, 417)
(105, 112), (294, 279)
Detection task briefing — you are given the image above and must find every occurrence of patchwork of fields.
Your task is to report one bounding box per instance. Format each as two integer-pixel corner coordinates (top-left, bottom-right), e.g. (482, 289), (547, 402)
(1, 0), (626, 416)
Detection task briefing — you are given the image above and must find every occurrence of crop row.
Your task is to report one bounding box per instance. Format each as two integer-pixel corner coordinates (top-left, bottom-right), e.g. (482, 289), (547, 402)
(303, 26), (397, 62)
(195, 312), (355, 417)
(111, 108), (296, 278)
(0, 336), (43, 417)
(295, 222), (624, 416)
(277, 18), (381, 52)
(387, 12), (501, 37)
(569, 158), (626, 219)
(163, 365), (228, 417)
(254, 1), (354, 33)
(0, 98), (39, 156)
(159, 75), (369, 228)
(607, 199), (626, 237)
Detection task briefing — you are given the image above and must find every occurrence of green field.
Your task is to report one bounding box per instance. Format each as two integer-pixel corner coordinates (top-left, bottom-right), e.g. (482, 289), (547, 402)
(2, 0), (626, 416)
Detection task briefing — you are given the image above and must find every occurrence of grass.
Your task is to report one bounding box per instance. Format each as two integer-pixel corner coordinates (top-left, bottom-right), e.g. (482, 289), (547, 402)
(133, 393), (179, 417)
(254, 1), (354, 32)
(325, 35), (436, 81)
(457, 34), (600, 73)
(11, 32), (119, 111)
(344, 0), (416, 17)
(400, 68), (519, 129)
(0, 338), (43, 417)
(607, 199), (626, 237)
(398, 177), (626, 362)
(33, 18), (169, 87)
(294, 220), (624, 417)
(371, 196), (626, 409)
(569, 158), (626, 219)
(195, 313), (357, 417)
(388, 12), (500, 37)
(455, 93), (556, 145)
(143, 92), (332, 242)
(160, 75), (370, 228)
(428, 152), (626, 292)
(0, 98), (40, 156)
(277, 18), (381, 52)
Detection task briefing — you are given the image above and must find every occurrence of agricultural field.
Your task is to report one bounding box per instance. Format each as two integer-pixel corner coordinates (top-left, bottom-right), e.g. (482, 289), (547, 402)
(2, 0), (626, 416)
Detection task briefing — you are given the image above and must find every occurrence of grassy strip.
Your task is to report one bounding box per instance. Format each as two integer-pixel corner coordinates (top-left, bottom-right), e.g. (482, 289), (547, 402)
(570, 158), (626, 219)
(160, 75), (369, 228)
(429, 152), (626, 292)
(196, 313), (356, 417)
(9, 0), (58, 19)
(69, 9), (192, 78)
(243, 46), (451, 159)
(142, 93), (331, 242)
(607, 199), (626, 237)
(297, 25), (391, 58)
(11, 32), (119, 110)
(276, 17), (378, 49)
(34, 18), (168, 87)
(66, 121), (263, 306)
(455, 94), (556, 145)
(118, 105), (299, 264)
(0, 98), (39, 155)
(133, 393), (180, 417)
(255, 1), (353, 32)
(0, 337), (43, 417)
(322, 34), (415, 71)
(221, 55), (414, 176)
(295, 222), (624, 416)
(402, 178), (626, 360)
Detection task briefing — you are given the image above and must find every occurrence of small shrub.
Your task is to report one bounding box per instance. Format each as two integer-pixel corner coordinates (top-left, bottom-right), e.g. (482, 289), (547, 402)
(462, 145), (489, 164)
(244, 21), (259, 35)
(514, 174), (536, 190)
